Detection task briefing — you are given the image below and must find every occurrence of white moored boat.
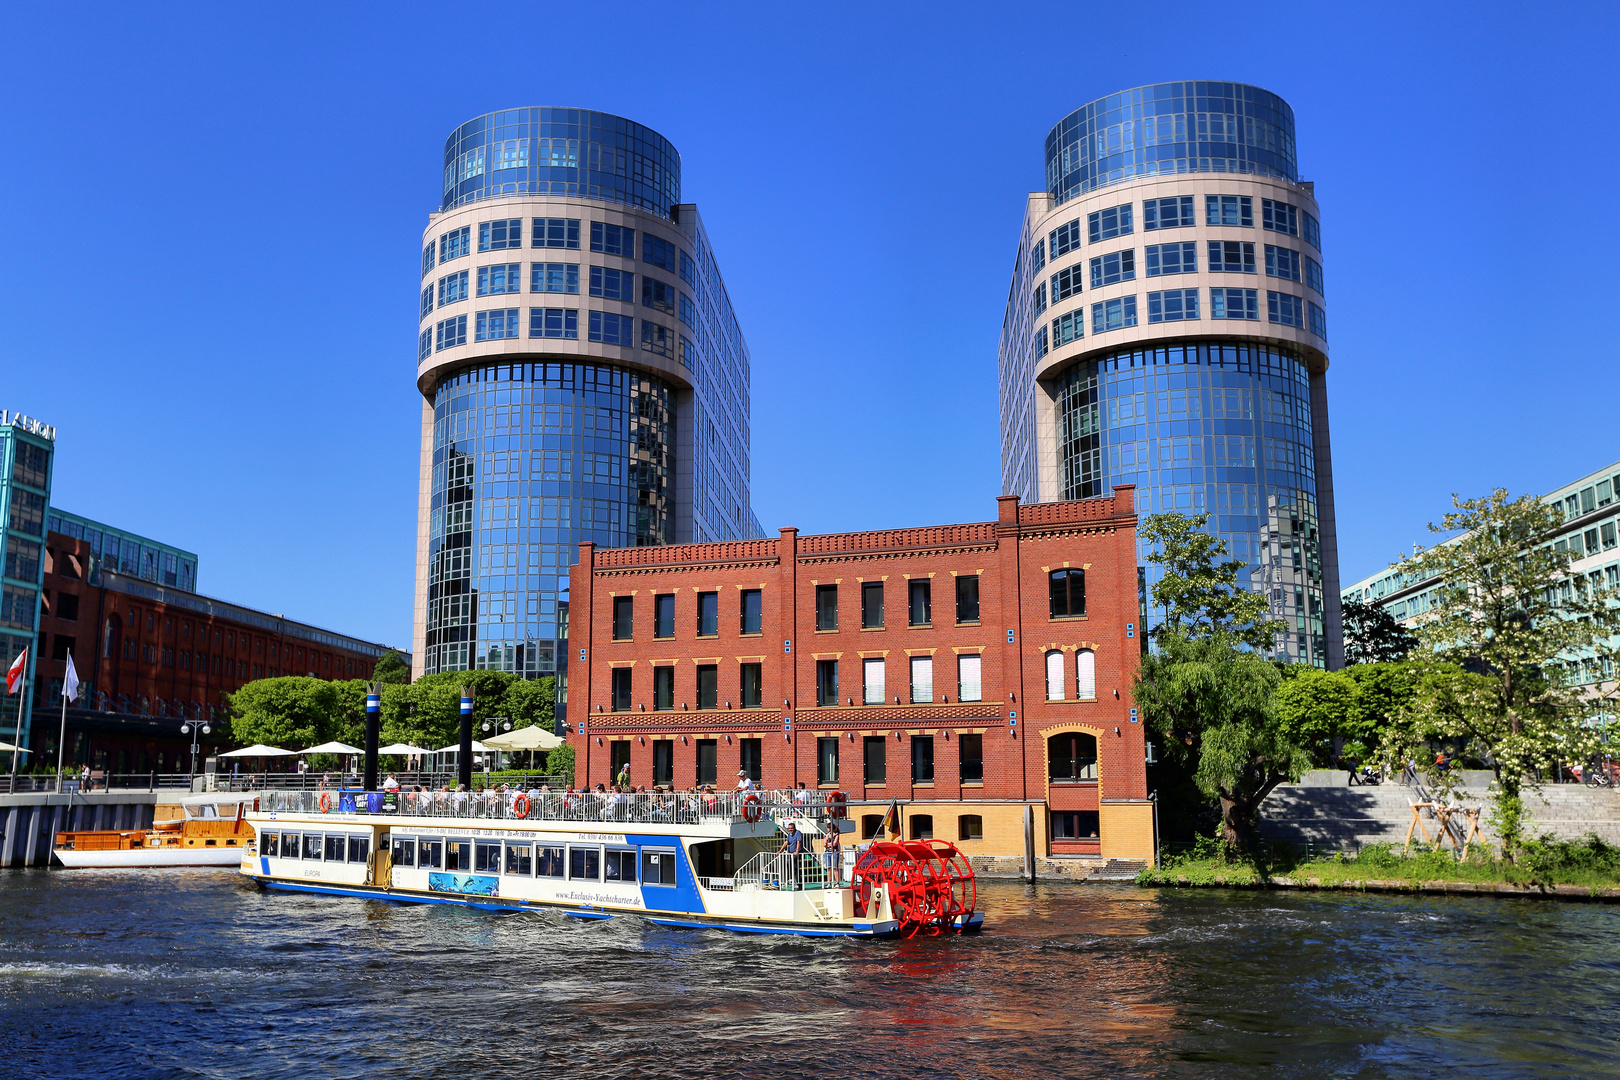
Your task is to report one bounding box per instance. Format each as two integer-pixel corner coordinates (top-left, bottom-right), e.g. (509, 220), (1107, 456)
(55, 793), (259, 868)
(241, 788), (982, 938)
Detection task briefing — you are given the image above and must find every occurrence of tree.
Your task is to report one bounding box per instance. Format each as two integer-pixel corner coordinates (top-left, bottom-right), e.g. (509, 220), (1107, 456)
(1344, 661), (1420, 764)
(1398, 489), (1620, 858)
(371, 650), (411, 684)
(1138, 511), (1272, 649)
(1341, 597), (1419, 664)
(1273, 667), (1368, 766)
(501, 676), (556, 733)
(545, 741), (576, 787)
(228, 678), (341, 750)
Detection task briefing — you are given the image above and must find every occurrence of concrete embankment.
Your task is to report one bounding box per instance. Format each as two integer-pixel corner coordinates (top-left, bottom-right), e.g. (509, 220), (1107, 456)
(0, 793), (161, 867)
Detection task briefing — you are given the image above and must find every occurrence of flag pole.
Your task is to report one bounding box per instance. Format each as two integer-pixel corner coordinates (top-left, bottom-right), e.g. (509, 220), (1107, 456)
(56, 649), (71, 792)
(10, 657), (24, 779)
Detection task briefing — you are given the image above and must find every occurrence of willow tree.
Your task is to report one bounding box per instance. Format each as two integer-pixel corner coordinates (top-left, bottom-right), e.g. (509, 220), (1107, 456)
(1398, 489), (1620, 857)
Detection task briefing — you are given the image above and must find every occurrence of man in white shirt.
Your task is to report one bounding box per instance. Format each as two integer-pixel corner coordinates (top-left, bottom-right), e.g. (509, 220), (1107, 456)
(736, 769), (755, 792)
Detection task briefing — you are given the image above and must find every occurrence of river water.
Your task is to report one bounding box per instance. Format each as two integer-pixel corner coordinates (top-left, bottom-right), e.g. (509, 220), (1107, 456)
(0, 870), (1615, 1079)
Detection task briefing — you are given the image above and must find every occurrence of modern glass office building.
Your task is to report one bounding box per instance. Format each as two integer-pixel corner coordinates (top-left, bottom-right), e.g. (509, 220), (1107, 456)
(998, 82), (1343, 667)
(0, 412), (55, 751)
(413, 108), (763, 690)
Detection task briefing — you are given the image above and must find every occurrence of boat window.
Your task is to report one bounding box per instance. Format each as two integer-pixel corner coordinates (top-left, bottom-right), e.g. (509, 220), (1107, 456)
(261, 831), (279, 857)
(536, 846), (565, 878)
(641, 849), (676, 885)
(281, 833), (301, 858)
(347, 836), (370, 863)
(445, 838), (472, 871)
(418, 838), (443, 869)
(603, 849), (637, 882)
(392, 836), (416, 867)
(569, 846), (600, 881)
(302, 834), (323, 860)
(474, 841), (502, 873)
(504, 842), (533, 876)
(324, 835), (346, 862)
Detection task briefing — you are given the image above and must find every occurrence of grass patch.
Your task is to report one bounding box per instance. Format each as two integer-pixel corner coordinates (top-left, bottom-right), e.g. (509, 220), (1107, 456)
(1138, 834), (1620, 891)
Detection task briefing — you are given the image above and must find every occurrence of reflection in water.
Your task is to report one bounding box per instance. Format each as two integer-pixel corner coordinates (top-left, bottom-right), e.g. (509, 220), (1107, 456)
(0, 869), (1616, 1078)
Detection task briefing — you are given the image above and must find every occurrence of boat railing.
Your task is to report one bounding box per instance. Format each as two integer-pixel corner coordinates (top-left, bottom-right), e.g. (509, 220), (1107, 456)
(256, 787), (852, 828)
(732, 849), (843, 892)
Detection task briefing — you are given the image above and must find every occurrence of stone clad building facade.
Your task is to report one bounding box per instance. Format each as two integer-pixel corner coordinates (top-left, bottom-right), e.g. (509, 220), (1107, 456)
(566, 491), (1154, 862)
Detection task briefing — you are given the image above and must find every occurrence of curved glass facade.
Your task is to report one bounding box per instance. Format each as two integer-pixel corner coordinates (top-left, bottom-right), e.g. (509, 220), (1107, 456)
(1045, 82), (1296, 205)
(442, 108), (681, 216)
(423, 362), (672, 676)
(1055, 341), (1325, 662)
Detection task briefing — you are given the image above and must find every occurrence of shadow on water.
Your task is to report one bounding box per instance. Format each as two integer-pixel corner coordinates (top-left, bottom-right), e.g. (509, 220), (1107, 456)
(0, 869), (1616, 1079)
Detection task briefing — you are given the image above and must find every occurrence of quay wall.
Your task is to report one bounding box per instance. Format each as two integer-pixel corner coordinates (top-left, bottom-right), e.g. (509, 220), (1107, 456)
(0, 793), (160, 867)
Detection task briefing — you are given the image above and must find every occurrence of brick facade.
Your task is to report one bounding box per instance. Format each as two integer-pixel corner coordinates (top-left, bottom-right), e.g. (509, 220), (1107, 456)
(566, 491), (1154, 861)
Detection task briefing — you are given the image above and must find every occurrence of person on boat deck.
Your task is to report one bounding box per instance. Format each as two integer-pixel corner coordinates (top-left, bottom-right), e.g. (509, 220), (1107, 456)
(382, 774), (400, 793)
(792, 782), (813, 808)
(778, 822), (811, 887)
(616, 762), (631, 788)
(823, 821), (843, 885)
(736, 770), (755, 793)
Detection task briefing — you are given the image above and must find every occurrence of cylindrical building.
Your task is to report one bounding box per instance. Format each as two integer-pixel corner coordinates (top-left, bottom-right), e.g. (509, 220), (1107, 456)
(998, 82), (1342, 666)
(413, 108), (762, 685)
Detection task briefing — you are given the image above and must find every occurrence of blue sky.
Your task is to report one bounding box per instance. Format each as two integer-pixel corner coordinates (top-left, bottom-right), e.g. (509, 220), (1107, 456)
(3, 2), (1616, 650)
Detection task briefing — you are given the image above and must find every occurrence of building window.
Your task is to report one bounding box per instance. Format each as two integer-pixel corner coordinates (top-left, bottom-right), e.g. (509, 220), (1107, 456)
(817, 737), (839, 785)
(434, 315), (466, 351)
(1144, 195), (1194, 230)
(863, 736), (886, 785)
(1045, 650), (1065, 700)
(739, 737), (762, 780)
(1049, 732), (1098, 781)
(908, 579), (931, 626)
(1050, 567), (1086, 618)
(589, 266), (634, 301)
(1035, 324), (1049, 359)
(1049, 219), (1083, 259)
(1052, 311), (1083, 348)
(1309, 301), (1327, 340)
(1262, 199), (1298, 236)
(958, 654), (982, 703)
(527, 307), (578, 339)
(696, 591), (718, 636)
(479, 219), (523, 252)
(1303, 211), (1321, 251)
(1265, 245), (1301, 282)
(1206, 195), (1252, 227)
(1088, 204), (1133, 243)
(1147, 289), (1199, 323)
(533, 218), (581, 249)
(420, 284), (433, 318)
(861, 581), (884, 629)
(1033, 282), (1046, 315)
(958, 733), (984, 783)
(422, 240), (436, 277)
(437, 270), (469, 306)
(958, 814), (983, 840)
(679, 293), (695, 327)
(1089, 250), (1135, 288)
(815, 584), (838, 631)
(641, 320), (672, 357)
(653, 666), (674, 710)
(439, 226), (470, 261)
(816, 659), (838, 706)
(1210, 288), (1259, 321)
(679, 250), (696, 284)
(1051, 265), (1083, 302)
(1207, 241), (1255, 274)
(1269, 291), (1305, 328)
(1076, 649), (1096, 700)
(911, 736), (934, 783)
(589, 222), (633, 256)
(955, 575), (979, 624)
(1091, 296), (1136, 333)
(643, 234), (676, 271)
(909, 656), (933, 703)
(587, 311), (633, 345)
(532, 262), (580, 294)
(1031, 239), (1045, 272)
(652, 739), (674, 783)
(1305, 256), (1324, 295)
(696, 665), (717, 710)
(740, 664), (762, 709)
(642, 277), (676, 313)
(611, 668), (631, 711)
(740, 589), (762, 634)
(612, 595), (633, 640)
(1052, 810), (1100, 838)
(475, 308), (520, 341)
(1145, 242), (1196, 276)
(696, 740), (717, 786)
(654, 594), (675, 639)
(1601, 521), (1617, 550)
(863, 657), (885, 705)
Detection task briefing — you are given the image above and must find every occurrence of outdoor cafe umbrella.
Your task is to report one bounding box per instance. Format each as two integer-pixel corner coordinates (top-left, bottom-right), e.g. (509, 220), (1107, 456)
(377, 743), (432, 756)
(299, 741), (365, 756)
(0, 741), (31, 753)
(480, 726), (563, 751)
(217, 744), (296, 757)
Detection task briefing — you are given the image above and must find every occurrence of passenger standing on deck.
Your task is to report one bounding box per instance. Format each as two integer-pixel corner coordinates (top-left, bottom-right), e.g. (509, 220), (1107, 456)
(822, 821), (843, 885)
(778, 822), (810, 889)
(617, 762), (631, 789)
(736, 769), (754, 793)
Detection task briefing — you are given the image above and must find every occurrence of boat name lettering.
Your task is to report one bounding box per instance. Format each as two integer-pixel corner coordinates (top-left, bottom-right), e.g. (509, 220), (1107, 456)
(575, 833), (626, 843)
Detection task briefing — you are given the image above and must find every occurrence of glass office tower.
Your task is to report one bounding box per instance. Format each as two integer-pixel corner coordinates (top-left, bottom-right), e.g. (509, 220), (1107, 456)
(998, 82), (1343, 666)
(0, 413), (55, 751)
(413, 109), (763, 688)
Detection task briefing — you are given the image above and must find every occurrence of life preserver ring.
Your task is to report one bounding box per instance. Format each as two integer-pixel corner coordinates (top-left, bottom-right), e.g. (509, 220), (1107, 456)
(318, 792), (332, 814)
(827, 791), (848, 819)
(513, 793), (531, 819)
(742, 793), (764, 823)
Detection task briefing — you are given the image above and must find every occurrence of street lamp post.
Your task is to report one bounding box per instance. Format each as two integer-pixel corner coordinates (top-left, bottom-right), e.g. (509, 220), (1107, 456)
(179, 712), (211, 786)
(481, 716), (513, 773)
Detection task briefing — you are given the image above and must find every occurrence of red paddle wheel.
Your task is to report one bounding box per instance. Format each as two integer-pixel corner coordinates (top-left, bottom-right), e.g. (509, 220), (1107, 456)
(851, 839), (978, 936)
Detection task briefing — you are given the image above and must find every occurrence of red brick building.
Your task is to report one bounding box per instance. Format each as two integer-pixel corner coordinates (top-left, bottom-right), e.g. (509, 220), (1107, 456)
(567, 491), (1154, 861)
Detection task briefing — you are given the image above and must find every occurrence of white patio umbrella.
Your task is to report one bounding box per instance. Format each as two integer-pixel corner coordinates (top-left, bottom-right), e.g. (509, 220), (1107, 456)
(0, 741), (31, 753)
(298, 741), (365, 755)
(218, 744), (296, 757)
(481, 726), (563, 750)
(377, 743), (432, 756)
(435, 740), (492, 754)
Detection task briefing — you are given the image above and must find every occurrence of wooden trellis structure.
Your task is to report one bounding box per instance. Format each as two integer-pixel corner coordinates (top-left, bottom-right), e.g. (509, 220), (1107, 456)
(1405, 801), (1485, 859)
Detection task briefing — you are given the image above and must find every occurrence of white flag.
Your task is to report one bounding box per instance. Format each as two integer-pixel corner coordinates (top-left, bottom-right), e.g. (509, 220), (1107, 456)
(62, 653), (80, 703)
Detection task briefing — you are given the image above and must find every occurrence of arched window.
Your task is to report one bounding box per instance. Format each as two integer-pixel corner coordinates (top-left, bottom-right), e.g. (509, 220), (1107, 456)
(1048, 732), (1098, 781)
(1045, 650), (1065, 700)
(1076, 649), (1096, 700)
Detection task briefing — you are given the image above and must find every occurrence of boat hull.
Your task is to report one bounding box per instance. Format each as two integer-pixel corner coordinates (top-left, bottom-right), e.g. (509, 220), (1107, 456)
(55, 847), (247, 869)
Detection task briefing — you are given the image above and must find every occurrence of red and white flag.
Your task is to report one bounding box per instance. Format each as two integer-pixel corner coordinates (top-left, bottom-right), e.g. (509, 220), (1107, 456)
(6, 649), (24, 695)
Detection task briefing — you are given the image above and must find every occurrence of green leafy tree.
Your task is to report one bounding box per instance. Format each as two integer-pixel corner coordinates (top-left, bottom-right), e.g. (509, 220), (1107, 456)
(1341, 597), (1419, 664)
(1273, 667), (1368, 766)
(371, 650), (411, 684)
(228, 678), (341, 750)
(1345, 661), (1420, 766)
(1139, 511), (1272, 649)
(545, 741), (576, 787)
(1397, 489), (1620, 858)
(501, 676), (556, 733)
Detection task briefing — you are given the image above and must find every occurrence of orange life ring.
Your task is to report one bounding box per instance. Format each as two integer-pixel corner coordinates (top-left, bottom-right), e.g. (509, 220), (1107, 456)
(742, 793), (764, 823)
(318, 791), (332, 814)
(513, 793), (531, 819)
(827, 790), (848, 819)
